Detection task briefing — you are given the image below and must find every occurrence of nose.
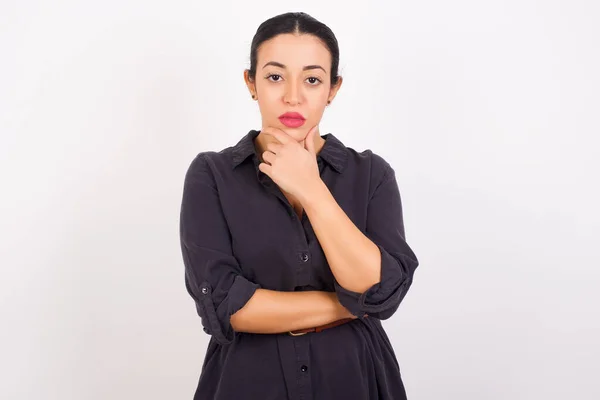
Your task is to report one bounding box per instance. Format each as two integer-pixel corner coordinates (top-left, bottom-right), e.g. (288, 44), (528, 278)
(283, 80), (301, 106)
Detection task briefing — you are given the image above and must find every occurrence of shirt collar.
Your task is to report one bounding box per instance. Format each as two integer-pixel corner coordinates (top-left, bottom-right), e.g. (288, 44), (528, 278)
(231, 129), (348, 173)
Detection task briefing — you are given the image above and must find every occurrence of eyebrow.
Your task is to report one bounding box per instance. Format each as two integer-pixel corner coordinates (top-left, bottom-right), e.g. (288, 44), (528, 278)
(262, 61), (326, 73)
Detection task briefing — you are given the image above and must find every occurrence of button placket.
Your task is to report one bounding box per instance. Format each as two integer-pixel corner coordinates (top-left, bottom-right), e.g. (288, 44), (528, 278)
(300, 252), (309, 263)
(295, 250), (311, 287)
(294, 335), (312, 397)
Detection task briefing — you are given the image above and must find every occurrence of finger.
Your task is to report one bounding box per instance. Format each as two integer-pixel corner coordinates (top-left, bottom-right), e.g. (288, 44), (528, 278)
(258, 161), (272, 176)
(265, 142), (283, 154)
(261, 126), (293, 144)
(262, 151), (274, 164)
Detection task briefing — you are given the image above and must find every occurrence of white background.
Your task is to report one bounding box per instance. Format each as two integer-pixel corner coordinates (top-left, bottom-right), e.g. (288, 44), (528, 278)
(1, 1), (599, 399)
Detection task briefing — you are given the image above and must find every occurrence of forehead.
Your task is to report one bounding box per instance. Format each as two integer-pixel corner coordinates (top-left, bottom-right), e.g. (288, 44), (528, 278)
(257, 33), (331, 71)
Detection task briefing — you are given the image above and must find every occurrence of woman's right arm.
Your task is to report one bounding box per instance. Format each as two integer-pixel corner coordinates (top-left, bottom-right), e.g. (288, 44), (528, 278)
(230, 289), (354, 335)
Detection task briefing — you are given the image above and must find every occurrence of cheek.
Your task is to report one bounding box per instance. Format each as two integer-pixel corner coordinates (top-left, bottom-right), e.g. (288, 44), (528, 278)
(258, 89), (279, 103)
(256, 84), (279, 101)
(309, 103), (327, 119)
(257, 95), (279, 115)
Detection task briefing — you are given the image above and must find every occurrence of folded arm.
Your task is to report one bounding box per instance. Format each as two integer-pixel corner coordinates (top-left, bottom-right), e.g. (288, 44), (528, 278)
(230, 289), (352, 334)
(180, 154), (352, 345)
(335, 163), (419, 320)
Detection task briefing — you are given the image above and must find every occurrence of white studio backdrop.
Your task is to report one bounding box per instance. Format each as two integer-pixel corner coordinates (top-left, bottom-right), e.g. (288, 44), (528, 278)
(1, 1), (599, 399)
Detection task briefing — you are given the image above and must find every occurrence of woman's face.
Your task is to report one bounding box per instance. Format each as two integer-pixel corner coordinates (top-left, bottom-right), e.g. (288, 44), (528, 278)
(245, 33), (342, 142)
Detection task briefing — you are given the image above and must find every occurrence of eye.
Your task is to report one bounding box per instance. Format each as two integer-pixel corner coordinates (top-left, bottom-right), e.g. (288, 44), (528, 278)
(266, 74), (282, 82)
(265, 74), (323, 86)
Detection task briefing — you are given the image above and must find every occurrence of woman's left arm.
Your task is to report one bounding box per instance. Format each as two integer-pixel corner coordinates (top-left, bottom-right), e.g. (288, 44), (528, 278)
(299, 164), (419, 320)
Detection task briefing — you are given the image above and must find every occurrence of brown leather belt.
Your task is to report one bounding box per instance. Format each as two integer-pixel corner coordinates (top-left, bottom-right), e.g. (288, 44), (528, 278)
(288, 315), (368, 336)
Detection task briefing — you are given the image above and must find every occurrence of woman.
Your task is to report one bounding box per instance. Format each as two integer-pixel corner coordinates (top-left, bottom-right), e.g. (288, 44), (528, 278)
(179, 12), (419, 400)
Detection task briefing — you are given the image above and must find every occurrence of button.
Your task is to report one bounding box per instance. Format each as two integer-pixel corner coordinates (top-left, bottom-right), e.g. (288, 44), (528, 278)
(301, 253), (309, 262)
(300, 365), (308, 372)
(201, 287), (209, 295)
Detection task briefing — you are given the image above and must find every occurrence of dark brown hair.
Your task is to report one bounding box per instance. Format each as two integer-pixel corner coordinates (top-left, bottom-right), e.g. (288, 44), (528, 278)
(247, 12), (341, 86)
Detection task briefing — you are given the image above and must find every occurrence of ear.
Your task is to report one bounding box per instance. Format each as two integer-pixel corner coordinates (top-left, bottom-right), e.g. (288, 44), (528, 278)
(244, 69), (256, 98)
(327, 75), (343, 103)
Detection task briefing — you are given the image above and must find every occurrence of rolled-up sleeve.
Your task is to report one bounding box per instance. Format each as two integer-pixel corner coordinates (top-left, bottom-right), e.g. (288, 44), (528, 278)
(179, 153), (261, 345)
(334, 164), (419, 320)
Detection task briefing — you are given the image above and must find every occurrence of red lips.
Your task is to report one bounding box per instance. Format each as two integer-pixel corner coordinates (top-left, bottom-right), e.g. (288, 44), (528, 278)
(278, 112), (306, 128)
(279, 112), (305, 120)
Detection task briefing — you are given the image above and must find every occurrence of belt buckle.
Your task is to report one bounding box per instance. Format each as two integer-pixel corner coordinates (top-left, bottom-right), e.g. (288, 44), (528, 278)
(288, 330), (308, 336)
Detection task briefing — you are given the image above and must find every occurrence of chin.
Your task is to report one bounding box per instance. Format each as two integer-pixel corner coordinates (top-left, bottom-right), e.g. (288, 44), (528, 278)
(278, 126), (306, 140)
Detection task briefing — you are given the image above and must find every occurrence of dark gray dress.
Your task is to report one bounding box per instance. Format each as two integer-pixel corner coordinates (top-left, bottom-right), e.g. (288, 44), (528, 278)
(179, 129), (419, 400)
